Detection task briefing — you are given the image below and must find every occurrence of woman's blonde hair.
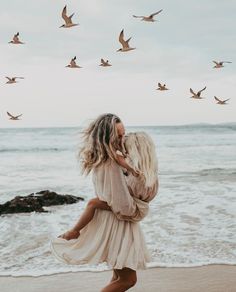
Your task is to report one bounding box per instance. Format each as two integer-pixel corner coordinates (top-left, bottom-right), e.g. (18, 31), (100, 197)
(78, 113), (123, 174)
(125, 132), (158, 187)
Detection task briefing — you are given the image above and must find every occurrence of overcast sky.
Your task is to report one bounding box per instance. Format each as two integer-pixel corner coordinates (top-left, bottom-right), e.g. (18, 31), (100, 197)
(0, 0), (235, 127)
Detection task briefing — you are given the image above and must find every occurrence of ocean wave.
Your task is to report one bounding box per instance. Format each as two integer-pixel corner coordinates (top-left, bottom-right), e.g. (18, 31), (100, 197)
(198, 168), (236, 176)
(0, 147), (69, 153)
(1, 124), (235, 136)
(0, 125), (235, 278)
(161, 168), (236, 177)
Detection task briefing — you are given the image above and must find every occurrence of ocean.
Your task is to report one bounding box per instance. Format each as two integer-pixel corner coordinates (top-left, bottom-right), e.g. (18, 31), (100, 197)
(0, 124), (235, 276)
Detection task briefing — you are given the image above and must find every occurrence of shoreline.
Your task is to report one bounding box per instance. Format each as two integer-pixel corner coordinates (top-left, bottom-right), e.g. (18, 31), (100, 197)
(1, 262), (236, 278)
(0, 264), (235, 292)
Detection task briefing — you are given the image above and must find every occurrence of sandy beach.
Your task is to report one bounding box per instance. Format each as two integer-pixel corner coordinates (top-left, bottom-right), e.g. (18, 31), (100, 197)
(0, 265), (235, 292)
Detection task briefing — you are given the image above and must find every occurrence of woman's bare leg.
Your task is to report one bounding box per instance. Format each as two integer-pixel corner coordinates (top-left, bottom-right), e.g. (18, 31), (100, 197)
(101, 268), (137, 292)
(58, 198), (111, 240)
(110, 270), (119, 283)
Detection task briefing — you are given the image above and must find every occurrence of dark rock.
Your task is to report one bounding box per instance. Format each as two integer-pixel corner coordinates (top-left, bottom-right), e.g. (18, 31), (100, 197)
(0, 190), (84, 215)
(35, 190), (84, 206)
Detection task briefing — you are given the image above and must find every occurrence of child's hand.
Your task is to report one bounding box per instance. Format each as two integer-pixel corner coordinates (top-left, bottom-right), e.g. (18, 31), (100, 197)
(131, 169), (140, 177)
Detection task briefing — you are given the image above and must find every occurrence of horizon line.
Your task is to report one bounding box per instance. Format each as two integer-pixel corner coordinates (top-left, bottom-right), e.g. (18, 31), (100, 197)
(0, 121), (235, 130)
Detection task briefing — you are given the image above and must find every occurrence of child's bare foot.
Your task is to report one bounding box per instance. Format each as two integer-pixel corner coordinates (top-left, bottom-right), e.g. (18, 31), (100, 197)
(58, 229), (80, 240)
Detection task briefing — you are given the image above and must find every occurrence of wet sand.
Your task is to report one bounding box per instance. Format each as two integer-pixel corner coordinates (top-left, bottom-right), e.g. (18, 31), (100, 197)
(0, 264), (235, 292)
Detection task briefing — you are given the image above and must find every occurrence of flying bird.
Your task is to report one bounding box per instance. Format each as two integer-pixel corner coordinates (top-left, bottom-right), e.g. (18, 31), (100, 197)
(5, 77), (24, 84)
(7, 112), (22, 120)
(117, 29), (135, 52)
(213, 61), (232, 68)
(133, 9), (163, 22)
(66, 56), (82, 68)
(214, 96), (230, 105)
(189, 86), (206, 99)
(8, 32), (24, 44)
(60, 5), (79, 28)
(157, 82), (169, 91)
(100, 59), (112, 67)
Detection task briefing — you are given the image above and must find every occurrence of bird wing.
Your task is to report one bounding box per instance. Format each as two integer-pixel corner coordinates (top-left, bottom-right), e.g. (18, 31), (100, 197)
(126, 37), (132, 44)
(223, 98), (230, 102)
(119, 30), (126, 47)
(198, 86), (206, 95)
(222, 61), (232, 64)
(214, 96), (221, 102)
(13, 33), (19, 42)
(62, 5), (72, 24)
(150, 9), (163, 17)
(16, 77), (24, 79)
(69, 13), (75, 20)
(71, 59), (76, 66)
(16, 114), (22, 118)
(133, 15), (144, 18)
(158, 82), (162, 87)
(5, 77), (11, 81)
(213, 61), (219, 65)
(7, 112), (14, 118)
(101, 58), (105, 64)
(190, 88), (195, 95)
(62, 5), (68, 20)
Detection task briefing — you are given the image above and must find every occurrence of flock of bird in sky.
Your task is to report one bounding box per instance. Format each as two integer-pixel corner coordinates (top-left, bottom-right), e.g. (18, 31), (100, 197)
(5, 5), (232, 121)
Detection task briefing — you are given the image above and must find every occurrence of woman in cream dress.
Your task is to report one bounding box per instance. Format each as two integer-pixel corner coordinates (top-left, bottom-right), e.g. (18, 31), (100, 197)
(51, 114), (158, 291)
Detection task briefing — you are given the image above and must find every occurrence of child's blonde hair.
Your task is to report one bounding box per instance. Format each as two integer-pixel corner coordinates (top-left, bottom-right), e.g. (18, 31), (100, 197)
(125, 132), (158, 187)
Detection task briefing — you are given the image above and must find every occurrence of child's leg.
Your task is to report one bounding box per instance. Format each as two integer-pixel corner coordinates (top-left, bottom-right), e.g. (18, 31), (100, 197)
(71, 198), (111, 231)
(58, 198), (111, 240)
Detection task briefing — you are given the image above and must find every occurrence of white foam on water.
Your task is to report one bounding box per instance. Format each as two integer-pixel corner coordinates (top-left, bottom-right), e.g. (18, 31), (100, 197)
(0, 125), (236, 276)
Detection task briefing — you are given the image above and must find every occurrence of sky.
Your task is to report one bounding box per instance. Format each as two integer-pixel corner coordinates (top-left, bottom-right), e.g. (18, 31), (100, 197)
(0, 0), (235, 127)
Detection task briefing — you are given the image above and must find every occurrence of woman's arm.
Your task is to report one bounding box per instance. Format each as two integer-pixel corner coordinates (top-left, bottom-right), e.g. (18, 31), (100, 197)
(95, 160), (139, 218)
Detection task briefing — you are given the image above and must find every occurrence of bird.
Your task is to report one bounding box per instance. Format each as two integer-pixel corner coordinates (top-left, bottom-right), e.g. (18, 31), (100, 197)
(60, 5), (79, 28)
(213, 61), (232, 68)
(133, 9), (163, 22)
(157, 82), (169, 91)
(7, 112), (22, 120)
(117, 29), (135, 52)
(189, 86), (206, 99)
(8, 32), (24, 44)
(214, 96), (230, 105)
(100, 59), (112, 67)
(66, 56), (82, 68)
(5, 77), (24, 84)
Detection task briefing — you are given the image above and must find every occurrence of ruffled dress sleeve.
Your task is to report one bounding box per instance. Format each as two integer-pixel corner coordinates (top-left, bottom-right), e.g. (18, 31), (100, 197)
(92, 159), (139, 219)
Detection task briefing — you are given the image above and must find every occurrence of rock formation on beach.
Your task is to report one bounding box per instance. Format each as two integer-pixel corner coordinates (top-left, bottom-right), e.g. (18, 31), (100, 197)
(0, 190), (84, 215)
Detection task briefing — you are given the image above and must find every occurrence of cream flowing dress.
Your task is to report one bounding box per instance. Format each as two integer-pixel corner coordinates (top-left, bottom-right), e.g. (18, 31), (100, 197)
(50, 159), (158, 271)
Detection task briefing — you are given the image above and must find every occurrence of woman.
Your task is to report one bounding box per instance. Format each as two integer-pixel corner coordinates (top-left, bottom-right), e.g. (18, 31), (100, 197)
(51, 113), (158, 291)
(58, 131), (158, 240)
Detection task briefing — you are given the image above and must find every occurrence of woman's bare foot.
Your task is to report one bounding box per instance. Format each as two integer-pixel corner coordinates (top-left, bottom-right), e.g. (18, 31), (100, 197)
(58, 229), (80, 240)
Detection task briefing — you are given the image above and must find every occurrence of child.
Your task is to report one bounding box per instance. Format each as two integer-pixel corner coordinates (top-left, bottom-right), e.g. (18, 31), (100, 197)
(58, 132), (158, 240)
